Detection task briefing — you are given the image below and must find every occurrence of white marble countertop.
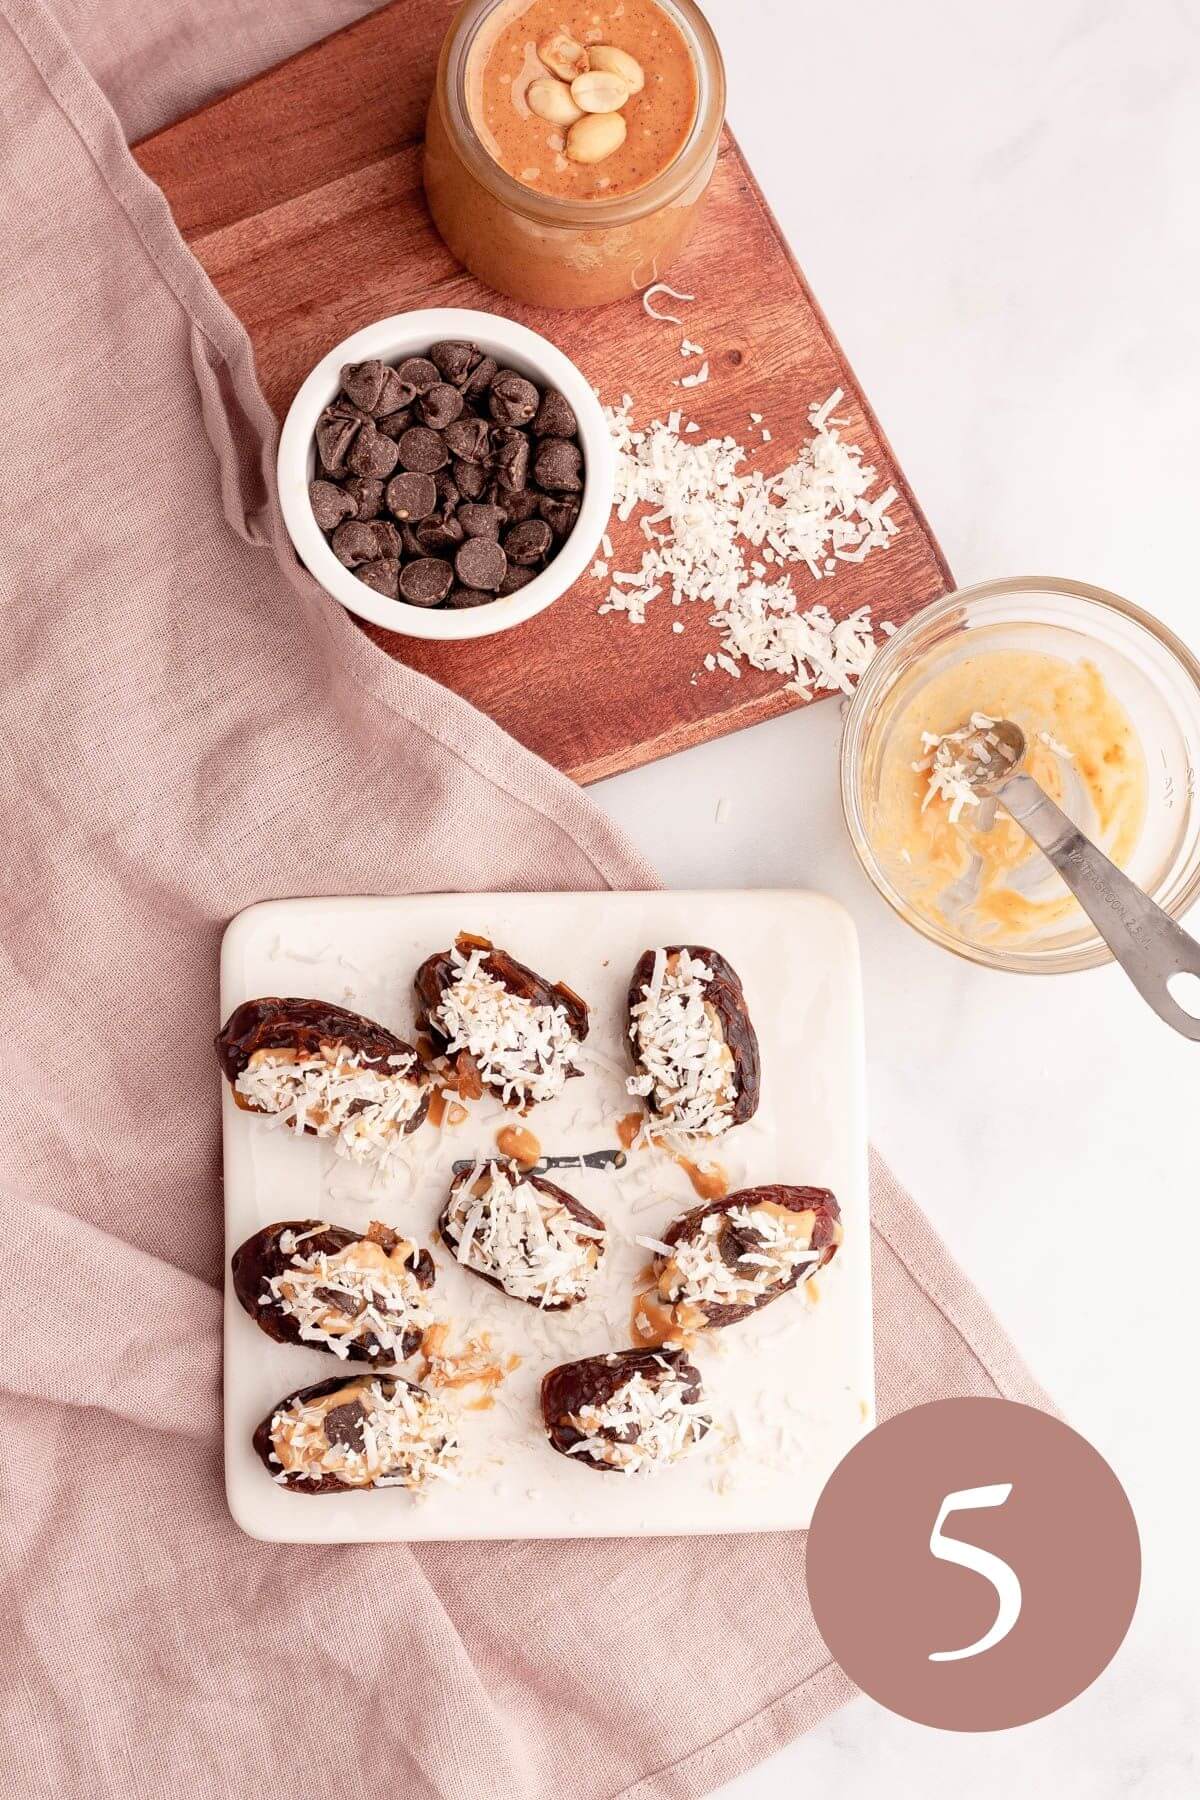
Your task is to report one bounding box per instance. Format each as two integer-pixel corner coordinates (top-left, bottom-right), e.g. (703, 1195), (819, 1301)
(592, 2), (1200, 1793)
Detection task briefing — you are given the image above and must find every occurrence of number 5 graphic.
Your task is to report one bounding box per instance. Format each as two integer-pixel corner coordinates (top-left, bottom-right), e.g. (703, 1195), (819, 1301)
(928, 1483), (1023, 1663)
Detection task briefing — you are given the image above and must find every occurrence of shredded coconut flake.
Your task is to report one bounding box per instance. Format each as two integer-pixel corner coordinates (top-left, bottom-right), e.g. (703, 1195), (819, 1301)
(599, 392), (896, 693)
(641, 282), (695, 326)
(567, 1367), (711, 1474)
(235, 1048), (423, 1173)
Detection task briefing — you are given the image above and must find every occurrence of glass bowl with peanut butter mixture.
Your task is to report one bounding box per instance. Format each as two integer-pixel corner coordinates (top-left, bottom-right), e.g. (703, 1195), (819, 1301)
(841, 578), (1200, 973)
(425, 0), (725, 307)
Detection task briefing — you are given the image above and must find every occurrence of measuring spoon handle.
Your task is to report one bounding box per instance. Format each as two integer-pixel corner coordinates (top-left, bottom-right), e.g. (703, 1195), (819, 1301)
(1000, 773), (1200, 1040)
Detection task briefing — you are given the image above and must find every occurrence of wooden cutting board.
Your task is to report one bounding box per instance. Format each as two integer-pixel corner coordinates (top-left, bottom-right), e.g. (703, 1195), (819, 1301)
(133, 0), (953, 784)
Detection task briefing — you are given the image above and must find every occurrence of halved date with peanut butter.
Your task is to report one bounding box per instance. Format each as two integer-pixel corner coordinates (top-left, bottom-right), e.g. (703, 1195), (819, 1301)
(216, 996), (429, 1170)
(625, 946), (760, 1138)
(440, 1158), (606, 1310)
(254, 1373), (459, 1494)
(232, 1219), (436, 1364)
(541, 1347), (712, 1475)
(414, 932), (589, 1110)
(635, 1186), (842, 1343)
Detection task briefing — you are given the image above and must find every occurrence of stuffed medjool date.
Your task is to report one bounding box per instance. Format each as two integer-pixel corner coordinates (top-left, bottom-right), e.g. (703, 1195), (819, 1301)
(254, 1373), (458, 1495)
(232, 1219), (435, 1363)
(415, 933), (588, 1111)
(216, 997), (429, 1170)
(625, 947), (760, 1138)
(440, 1159), (605, 1310)
(541, 1348), (711, 1475)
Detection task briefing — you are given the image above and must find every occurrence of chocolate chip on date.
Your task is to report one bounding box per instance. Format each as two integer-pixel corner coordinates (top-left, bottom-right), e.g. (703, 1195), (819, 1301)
(309, 341), (586, 610)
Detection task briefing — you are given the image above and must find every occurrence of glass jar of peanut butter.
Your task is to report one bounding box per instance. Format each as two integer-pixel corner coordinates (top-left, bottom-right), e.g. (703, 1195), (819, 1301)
(424, 0), (726, 308)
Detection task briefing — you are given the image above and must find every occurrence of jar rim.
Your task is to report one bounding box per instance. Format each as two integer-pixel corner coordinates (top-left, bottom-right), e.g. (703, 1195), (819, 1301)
(438, 0), (727, 227)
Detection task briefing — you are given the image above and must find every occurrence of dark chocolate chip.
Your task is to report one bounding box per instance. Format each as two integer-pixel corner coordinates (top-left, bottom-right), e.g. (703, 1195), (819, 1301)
(386, 471), (438, 521)
(396, 357), (440, 394)
(343, 476), (384, 520)
(498, 564), (537, 596)
(323, 1402), (368, 1452)
(534, 436), (583, 492)
(375, 407), (413, 440)
(369, 520), (402, 560)
(497, 486), (541, 523)
(504, 518), (553, 564)
(454, 537), (508, 592)
(458, 502), (506, 539)
(313, 1286), (367, 1318)
(377, 366), (415, 414)
(420, 384), (465, 430)
(492, 427), (530, 493)
(309, 479), (356, 532)
(356, 559), (401, 599)
(398, 557), (454, 606)
(489, 370), (540, 426)
(398, 426), (450, 474)
(430, 340), (481, 385)
(452, 458), (489, 499)
(399, 523), (425, 559)
(331, 520), (380, 567)
(462, 355), (499, 403)
(434, 471), (462, 515)
(340, 360), (391, 414)
(445, 586), (496, 609)
(315, 412), (361, 476)
(534, 388), (579, 438)
(539, 493), (582, 537)
(444, 417), (491, 464)
(347, 423), (401, 479)
(416, 515), (465, 553)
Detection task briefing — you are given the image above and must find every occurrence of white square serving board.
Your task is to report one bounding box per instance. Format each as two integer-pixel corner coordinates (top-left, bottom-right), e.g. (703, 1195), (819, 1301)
(222, 891), (874, 1543)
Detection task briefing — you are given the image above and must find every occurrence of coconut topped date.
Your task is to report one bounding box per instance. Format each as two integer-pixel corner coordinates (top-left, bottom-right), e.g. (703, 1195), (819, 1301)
(441, 1159), (606, 1310)
(634, 1186), (842, 1346)
(255, 1374), (459, 1495)
(415, 933), (589, 1111)
(308, 342), (584, 610)
(216, 997), (430, 1173)
(625, 947), (761, 1138)
(232, 1219), (436, 1364)
(541, 1347), (711, 1476)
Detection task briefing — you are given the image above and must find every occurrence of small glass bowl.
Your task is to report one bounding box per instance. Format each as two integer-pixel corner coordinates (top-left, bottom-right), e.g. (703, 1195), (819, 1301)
(840, 577), (1200, 973)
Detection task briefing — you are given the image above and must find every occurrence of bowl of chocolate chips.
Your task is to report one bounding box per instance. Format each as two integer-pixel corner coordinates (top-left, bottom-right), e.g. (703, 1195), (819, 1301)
(277, 309), (615, 640)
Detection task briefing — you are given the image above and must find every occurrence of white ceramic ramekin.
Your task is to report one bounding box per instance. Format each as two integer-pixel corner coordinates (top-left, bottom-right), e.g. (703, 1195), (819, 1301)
(276, 308), (615, 642)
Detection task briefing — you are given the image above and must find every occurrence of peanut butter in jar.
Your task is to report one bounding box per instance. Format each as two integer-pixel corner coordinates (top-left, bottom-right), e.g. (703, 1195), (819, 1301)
(424, 0), (726, 308)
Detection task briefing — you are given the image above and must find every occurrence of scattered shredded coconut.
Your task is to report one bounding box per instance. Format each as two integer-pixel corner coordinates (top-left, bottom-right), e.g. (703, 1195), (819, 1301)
(679, 360), (710, 389)
(431, 943), (580, 1107)
(443, 1161), (604, 1309)
(566, 1364), (711, 1474)
(1039, 729), (1074, 759)
(641, 282), (695, 326)
(627, 949), (736, 1137)
(597, 390), (896, 697)
(235, 1047), (423, 1173)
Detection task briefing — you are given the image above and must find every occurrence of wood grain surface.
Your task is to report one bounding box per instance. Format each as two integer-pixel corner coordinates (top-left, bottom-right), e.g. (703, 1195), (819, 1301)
(133, 0), (953, 784)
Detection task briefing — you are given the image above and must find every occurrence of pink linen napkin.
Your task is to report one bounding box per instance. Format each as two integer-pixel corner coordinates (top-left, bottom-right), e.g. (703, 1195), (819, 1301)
(0, 2), (1052, 1794)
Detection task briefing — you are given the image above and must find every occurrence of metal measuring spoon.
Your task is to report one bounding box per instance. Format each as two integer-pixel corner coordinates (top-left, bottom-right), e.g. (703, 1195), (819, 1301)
(955, 718), (1200, 1039)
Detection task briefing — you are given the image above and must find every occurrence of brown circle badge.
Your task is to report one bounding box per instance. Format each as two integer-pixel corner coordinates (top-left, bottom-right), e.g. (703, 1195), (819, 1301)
(806, 1398), (1140, 1731)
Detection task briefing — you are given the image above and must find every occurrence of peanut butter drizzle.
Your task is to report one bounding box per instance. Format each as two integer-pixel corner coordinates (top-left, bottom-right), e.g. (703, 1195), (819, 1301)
(429, 1087), (469, 1129)
(630, 1286), (707, 1350)
(616, 1112), (643, 1149)
(496, 1124), (542, 1167)
(616, 1112), (728, 1198)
